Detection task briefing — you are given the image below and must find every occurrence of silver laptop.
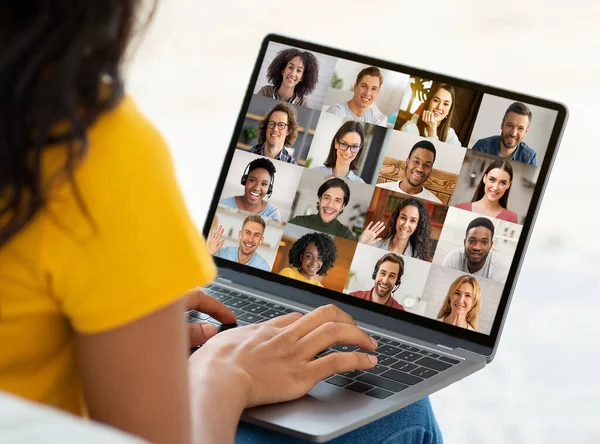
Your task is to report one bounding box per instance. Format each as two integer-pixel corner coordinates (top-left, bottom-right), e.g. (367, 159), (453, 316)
(190, 34), (568, 442)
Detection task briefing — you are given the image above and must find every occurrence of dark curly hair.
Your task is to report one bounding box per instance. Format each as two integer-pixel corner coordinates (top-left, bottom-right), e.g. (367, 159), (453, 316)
(257, 102), (299, 146)
(266, 48), (319, 99)
(288, 232), (337, 276)
(247, 157), (276, 178)
(0, 1), (155, 248)
(380, 197), (431, 261)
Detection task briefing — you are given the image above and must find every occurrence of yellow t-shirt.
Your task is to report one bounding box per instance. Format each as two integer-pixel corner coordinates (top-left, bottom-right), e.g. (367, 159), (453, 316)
(0, 96), (216, 415)
(278, 267), (323, 287)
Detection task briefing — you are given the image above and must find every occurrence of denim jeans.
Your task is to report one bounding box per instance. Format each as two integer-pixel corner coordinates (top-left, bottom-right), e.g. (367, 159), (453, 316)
(235, 397), (443, 444)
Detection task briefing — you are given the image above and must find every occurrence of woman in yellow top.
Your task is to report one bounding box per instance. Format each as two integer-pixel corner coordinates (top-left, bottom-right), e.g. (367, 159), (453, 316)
(0, 2), (442, 444)
(278, 232), (338, 287)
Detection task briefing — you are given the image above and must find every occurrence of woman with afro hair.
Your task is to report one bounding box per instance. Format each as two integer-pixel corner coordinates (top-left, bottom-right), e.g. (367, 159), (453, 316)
(278, 232), (337, 287)
(257, 47), (319, 107)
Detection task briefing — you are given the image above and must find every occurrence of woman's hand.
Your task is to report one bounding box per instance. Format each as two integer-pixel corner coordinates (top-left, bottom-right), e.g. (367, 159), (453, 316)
(207, 225), (225, 255)
(421, 110), (438, 138)
(188, 304), (378, 409)
(358, 221), (386, 245)
(185, 289), (237, 347)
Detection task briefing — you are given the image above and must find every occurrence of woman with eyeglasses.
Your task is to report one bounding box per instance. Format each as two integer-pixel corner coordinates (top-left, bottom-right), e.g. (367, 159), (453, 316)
(249, 103), (299, 165)
(313, 120), (366, 183)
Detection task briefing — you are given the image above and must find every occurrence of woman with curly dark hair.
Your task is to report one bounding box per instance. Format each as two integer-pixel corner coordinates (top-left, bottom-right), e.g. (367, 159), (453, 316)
(257, 47), (319, 107)
(278, 232), (337, 287)
(359, 197), (432, 261)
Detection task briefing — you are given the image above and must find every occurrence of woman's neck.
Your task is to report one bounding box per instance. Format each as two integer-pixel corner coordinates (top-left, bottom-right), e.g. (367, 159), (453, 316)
(389, 235), (409, 254)
(474, 197), (503, 214)
(443, 312), (468, 329)
(235, 195), (264, 213)
(332, 164), (350, 178)
(277, 85), (294, 102)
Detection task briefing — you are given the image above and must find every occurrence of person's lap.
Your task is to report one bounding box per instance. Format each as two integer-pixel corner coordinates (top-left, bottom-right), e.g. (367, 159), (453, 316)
(235, 397), (443, 444)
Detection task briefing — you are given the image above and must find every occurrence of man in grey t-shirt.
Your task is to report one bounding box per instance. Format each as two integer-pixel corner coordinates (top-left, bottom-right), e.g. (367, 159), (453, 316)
(441, 217), (508, 283)
(326, 66), (386, 126)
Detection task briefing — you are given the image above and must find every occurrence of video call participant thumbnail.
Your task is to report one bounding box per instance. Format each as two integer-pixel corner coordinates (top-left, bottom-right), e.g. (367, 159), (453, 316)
(326, 66), (385, 126)
(313, 120), (366, 183)
(400, 83), (461, 146)
(250, 103), (299, 165)
(376, 140), (442, 204)
(437, 275), (481, 331)
(208, 216), (270, 271)
(289, 177), (355, 240)
(220, 157), (280, 220)
(455, 159), (518, 223)
(359, 197), (431, 261)
(278, 232), (337, 287)
(472, 102), (537, 166)
(441, 216), (508, 283)
(257, 47), (319, 107)
(349, 253), (405, 310)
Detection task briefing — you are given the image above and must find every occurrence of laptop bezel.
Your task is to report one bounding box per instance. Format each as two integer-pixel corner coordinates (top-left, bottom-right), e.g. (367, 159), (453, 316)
(202, 33), (568, 358)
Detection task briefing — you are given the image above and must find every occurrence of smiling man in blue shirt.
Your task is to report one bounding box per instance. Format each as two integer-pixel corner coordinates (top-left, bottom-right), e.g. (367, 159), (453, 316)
(208, 215), (271, 271)
(472, 102), (537, 166)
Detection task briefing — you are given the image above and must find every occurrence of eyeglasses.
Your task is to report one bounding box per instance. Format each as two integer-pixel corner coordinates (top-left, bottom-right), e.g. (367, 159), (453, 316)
(336, 139), (361, 153)
(267, 121), (288, 130)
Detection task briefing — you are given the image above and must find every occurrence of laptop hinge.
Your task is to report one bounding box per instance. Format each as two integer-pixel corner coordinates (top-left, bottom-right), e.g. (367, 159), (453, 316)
(436, 344), (455, 351)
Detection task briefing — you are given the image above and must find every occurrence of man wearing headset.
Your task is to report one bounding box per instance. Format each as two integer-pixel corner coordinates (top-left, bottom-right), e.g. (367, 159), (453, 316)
(208, 215), (271, 271)
(219, 157), (280, 220)
(349, 253), (405, 310)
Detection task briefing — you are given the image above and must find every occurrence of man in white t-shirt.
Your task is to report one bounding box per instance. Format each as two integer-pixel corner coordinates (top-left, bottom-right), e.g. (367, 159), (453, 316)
(441, 216), (508, 283)
(376, 140), (442, 203)
(326, 66), (386, 126)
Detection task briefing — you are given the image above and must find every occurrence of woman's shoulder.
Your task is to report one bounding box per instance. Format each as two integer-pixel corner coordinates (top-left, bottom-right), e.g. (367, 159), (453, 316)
(278, 267), (294, 277)
(445, 127), (461, 145)
(400, 120), (419, 134)
(454, 202), (472, 211)
(257, 85), (274, 96)
(499, 208), (518, 223)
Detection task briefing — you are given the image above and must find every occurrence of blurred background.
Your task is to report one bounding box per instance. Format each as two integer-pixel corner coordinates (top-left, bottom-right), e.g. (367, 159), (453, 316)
(125, 0), (600, 442)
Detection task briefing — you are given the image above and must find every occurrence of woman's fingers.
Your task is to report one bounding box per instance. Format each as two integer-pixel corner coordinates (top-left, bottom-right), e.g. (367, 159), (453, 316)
(188, 322), (219, 347)
(263, 311), (303, 328)
(308, 351), (377, 384)
(283, 304), (356, 342)
(185, 289), (237, 324)
(297, 321), (377, 359)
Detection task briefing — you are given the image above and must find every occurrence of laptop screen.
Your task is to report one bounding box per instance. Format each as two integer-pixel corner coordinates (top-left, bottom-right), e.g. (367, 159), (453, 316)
(205, 35), (567, 342)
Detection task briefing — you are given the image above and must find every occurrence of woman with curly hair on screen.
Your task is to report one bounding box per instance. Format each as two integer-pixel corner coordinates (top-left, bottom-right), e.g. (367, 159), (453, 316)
(278, 232), (337, 287)
(257, 47), (319, 107)
(437, 275), (482, 331)
(359, 197), (432, 261)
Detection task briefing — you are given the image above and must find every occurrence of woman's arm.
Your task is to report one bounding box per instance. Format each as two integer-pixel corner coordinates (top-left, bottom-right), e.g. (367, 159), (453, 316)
(76, 299), (191, 444)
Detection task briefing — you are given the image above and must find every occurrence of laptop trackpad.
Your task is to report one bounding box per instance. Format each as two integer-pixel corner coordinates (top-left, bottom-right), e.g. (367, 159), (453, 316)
(241, 381), (406, 441)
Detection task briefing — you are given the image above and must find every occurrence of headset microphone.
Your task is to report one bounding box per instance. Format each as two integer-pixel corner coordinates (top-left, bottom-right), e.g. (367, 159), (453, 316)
(240, 159), (275, 198)
(372, 254), (404, 294)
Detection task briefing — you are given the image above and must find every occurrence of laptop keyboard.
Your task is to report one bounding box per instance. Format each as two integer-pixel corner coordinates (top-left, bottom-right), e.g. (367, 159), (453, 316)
(187, 283), (460, 400)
